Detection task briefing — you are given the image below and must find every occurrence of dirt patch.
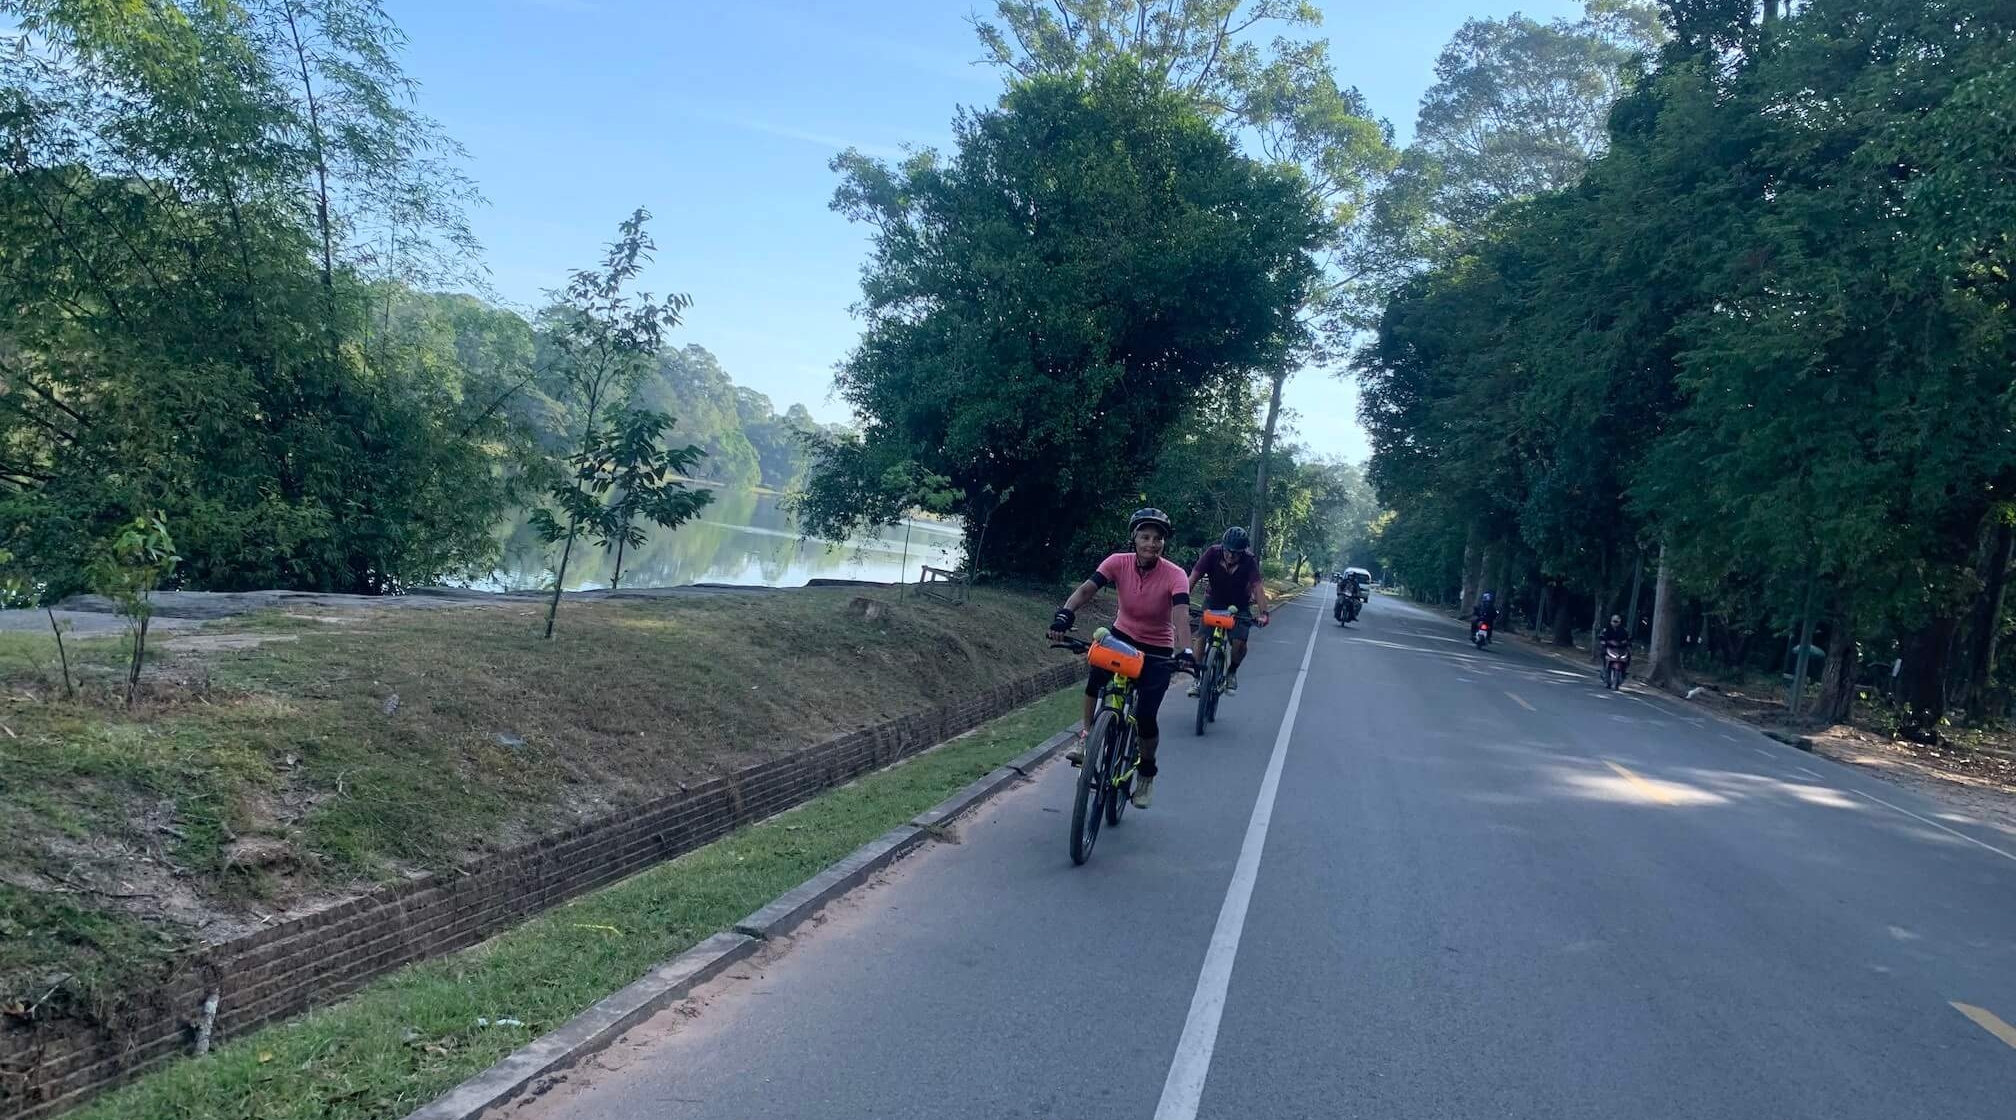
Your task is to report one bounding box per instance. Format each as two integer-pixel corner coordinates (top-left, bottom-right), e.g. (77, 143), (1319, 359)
(1800, 725), (2016, 839)
(1502, 628), (2016, 840)
(158, 633), (300, 653)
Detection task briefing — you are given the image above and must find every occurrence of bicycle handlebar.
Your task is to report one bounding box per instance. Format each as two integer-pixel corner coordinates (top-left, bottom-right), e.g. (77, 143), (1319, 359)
(1048, 633), (1197, 675)
(1187, 605), (1269, 627)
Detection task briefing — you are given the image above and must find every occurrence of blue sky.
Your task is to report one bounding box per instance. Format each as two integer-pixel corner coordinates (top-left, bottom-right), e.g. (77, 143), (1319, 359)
(394, 0), (1588, 462)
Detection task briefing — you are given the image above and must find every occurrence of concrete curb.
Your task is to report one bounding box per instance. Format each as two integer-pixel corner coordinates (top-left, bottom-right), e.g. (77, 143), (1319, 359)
(910, 727), (1077, 831)
(403, 720), (1077, 1120)
(398, 931), (756, 1120)
(732, 824), (929, 940)
(1006, 727), (1078, 777)
(1762, 729), (1818, 753)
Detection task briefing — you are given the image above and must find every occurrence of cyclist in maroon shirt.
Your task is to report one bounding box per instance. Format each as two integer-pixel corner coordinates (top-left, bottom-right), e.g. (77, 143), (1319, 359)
(1187, 526), (1270, 694)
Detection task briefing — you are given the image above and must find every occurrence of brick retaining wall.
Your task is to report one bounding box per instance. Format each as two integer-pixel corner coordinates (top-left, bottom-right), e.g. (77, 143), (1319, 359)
(0, 661), (1079, 1118)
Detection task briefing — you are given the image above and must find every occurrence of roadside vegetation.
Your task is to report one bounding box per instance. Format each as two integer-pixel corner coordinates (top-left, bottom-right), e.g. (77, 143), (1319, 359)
(0, 587), (1108, 1011)
(58, 689), (1079, 1120)
(1354, 0), (2016, 747)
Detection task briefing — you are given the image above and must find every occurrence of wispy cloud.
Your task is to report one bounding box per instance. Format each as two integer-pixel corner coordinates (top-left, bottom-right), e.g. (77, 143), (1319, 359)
(849, 31), (999, 87)
(735, 9), (999, 88)
(688, 109), (911, 161)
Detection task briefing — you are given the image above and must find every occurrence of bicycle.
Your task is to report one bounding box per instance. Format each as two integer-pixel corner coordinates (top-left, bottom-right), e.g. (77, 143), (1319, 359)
(1050, 630), (1194, 866)
(1189, 605), (1260, 735)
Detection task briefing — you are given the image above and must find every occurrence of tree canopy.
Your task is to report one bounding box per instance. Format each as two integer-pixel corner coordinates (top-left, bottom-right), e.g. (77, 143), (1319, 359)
(797, 59), (1326, 579)
(1357, 0), (2016, 734)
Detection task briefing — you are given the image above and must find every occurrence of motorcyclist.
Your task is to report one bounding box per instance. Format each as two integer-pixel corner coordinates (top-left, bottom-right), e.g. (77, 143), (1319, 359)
(1598, 614), (1630, 651)
(1471, 590), (1497, 638)
(1598, 614), (1631, 683)
(1336, 569), (1364, 621)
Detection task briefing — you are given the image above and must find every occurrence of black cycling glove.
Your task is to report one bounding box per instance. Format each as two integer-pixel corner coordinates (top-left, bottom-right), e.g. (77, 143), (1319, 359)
(1050, 606), (1076, 634)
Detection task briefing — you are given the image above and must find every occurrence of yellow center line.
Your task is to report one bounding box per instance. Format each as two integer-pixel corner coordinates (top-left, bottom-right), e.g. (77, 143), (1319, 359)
(1952, 1002), (2016, 1050)
(1603, 759), (1676, 805)
(1506, 691), (1535, 711)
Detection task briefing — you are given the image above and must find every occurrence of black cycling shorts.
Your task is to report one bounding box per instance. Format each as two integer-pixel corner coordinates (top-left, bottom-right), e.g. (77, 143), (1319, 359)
(1083, 628), (1176, 755)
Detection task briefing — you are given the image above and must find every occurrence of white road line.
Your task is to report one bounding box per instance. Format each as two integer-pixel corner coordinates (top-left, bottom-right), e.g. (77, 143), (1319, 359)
(1848, 788), (2016, 865)
(1792, 765), (1824, 780)
(1153, 584), (1325, 1120)
(1750, 748), (1775, 760)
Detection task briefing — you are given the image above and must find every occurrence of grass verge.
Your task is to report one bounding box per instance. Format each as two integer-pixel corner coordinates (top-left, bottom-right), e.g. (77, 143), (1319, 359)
(2, 586), (1106, 1005)
(67, 688), (1078, 1120)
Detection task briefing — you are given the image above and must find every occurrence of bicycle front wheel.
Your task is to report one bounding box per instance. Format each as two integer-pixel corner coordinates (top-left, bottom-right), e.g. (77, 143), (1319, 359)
(1207, 650), (1225, 723)
(1194, 656), (1215, 736)
(1105, 717), (1133, 827)
(1070, 710), (1116, 865)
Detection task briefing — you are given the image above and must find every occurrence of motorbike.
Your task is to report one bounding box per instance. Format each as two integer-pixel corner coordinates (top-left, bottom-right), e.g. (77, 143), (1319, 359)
(1602, 643), (1631, 689)
(1471, 620), (1492, 649)
(1334, 588), (1362, 625)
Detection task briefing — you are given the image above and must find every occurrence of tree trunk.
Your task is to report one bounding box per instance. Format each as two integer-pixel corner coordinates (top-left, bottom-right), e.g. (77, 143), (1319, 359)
(1552, 589), (1577, 646)
(1788, 576), (1819, 718)
(282, 6), (337, 295)
(1478, 542), (1503, 629)
(611, 530), (629, 590)
(1960, 516), (2013, 724)
(1815, 611), (1859, 725)
(1645, 545), (1682, 691)
(1248, 370), (1286, 561)
(1898, 616), (1960, 742)
(47, 607), (75, 699)
(125, 613), (149, 707)
(1460, 522), (1484, 614)
(1624, 551), (1645, 640)
(1716, 620), (1750, 672)
(1537, 583), (1553, 634)
(1588, 585), (1608, 663)
(544, 523), (578, 640)
(1496, 554), (1519, 633)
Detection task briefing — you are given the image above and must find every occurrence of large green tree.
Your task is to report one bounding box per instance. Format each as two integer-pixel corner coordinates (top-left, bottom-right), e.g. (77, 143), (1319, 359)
(1409, 6), (1658, 231)
(975, 2), (1397, 557)
(0, 0), (511, 595)
(798, 60), (1324, 579)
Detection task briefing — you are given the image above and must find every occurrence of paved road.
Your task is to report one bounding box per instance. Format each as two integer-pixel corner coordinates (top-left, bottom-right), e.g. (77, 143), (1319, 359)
(507, 588), (2016, 1119)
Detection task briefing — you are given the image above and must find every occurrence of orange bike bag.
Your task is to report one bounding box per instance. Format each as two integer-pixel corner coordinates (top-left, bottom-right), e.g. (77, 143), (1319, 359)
(1086, 634), (1146, 680)
(1201, 609), (1237, 630)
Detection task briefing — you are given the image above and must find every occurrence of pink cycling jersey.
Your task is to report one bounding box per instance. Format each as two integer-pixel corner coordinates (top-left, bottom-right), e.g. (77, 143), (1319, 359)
(1094, 552), (1189, 649)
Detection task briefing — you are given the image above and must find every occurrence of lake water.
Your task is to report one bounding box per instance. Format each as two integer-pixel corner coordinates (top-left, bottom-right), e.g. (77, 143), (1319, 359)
(476, 489), (964, 592)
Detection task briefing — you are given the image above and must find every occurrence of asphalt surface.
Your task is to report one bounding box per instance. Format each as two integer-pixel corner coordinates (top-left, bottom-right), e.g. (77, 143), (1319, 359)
(505, 588), (2016, 1120)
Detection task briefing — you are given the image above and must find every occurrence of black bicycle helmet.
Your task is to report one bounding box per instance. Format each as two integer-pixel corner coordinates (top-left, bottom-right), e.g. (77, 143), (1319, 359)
(1221, 525), (1250, 552)
(1127, 507), (1173, 538)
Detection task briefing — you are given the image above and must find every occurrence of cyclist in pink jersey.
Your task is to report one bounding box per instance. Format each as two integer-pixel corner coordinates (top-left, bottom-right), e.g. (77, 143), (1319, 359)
(1046, 508), (1195, 809)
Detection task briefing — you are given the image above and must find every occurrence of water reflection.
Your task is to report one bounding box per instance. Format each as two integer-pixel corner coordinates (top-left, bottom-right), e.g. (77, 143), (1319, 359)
(474, 490), (964, 591)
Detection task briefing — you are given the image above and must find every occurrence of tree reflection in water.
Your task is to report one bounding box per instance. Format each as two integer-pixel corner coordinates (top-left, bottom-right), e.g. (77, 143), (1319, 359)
(479, 490), (962, 591)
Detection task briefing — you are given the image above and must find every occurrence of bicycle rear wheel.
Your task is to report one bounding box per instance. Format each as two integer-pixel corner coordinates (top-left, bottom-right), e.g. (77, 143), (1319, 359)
(1070, 710), (1116, 865)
